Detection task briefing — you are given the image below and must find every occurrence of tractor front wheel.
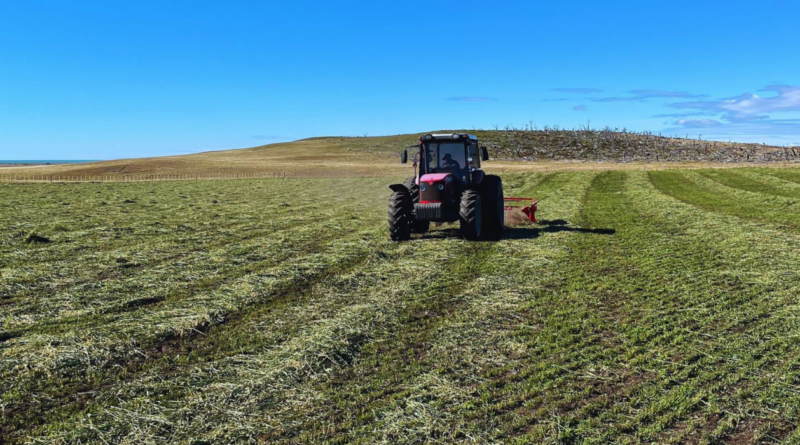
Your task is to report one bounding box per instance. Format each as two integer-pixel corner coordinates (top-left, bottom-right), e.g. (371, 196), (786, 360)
(459, 189), (483, 240)
(480, 175), (505, 241)
(404, 177), (429, 233)
(388, 190), (412, 241)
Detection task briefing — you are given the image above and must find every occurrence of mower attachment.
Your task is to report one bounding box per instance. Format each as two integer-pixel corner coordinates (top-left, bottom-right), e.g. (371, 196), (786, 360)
(503, 197), (538, 223)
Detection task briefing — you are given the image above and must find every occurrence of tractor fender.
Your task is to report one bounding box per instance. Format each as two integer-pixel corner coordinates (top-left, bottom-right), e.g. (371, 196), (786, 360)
(388, 184), (409, 193)
(471, 170), (485, 185)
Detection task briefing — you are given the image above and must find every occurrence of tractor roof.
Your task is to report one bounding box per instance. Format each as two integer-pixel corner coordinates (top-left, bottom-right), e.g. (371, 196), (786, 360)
(421, 133), (478, 142)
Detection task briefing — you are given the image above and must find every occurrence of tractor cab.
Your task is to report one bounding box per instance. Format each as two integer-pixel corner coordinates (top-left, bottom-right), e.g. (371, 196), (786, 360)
(404, 133), (489, 186)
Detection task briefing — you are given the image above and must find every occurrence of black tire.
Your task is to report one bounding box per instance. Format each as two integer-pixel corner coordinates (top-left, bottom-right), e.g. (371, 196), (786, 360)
(403, 177), (419, 202)
(388, 190), (412, 241)
(459, 189), (483, 240)
(480, 175), (504, 241)
(404, 177), (430, 233)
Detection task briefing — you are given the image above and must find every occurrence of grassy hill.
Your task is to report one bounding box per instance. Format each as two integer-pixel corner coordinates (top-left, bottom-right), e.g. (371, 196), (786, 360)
(0, 136), (414, 179)
(1, 130), (797, 181)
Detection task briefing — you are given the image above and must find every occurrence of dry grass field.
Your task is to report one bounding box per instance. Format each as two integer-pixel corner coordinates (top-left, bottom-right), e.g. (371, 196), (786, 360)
(0, 137), (411, 179)
(1, 131), (796, 182)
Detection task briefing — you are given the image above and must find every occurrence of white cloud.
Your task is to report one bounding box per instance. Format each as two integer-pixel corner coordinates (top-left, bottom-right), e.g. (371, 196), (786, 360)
(670, 85), (800, 121)
(662, 119), (800, 145)
(652, 112), (715, 118)
(658, 85), (800, 144)
(675, 119), (721, 128)
(592, 90), (705, 102)
(629, 89), (705, 98)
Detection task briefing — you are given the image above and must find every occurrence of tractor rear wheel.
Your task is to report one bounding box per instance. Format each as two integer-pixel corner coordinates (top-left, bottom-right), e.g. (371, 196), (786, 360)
(459, 189), (483, 240)
(404, 177), (430, 233)
(388, 190), (412, 241)
(480, 175), (504, 241)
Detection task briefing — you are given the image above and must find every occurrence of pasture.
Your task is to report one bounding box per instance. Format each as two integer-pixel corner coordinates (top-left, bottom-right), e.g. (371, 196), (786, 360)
(3, 167), (800, 444)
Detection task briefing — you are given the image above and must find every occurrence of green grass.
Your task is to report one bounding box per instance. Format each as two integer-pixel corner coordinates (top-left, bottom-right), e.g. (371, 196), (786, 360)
(2, 168), (800, 444)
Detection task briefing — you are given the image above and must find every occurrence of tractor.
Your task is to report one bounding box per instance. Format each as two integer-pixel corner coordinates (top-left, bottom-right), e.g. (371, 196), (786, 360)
(387, 133), (506, 241)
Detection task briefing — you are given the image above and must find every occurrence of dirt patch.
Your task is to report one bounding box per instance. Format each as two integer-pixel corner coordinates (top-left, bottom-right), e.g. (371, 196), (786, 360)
(684, 413), (722, 445)
(726, 418), (794, 445)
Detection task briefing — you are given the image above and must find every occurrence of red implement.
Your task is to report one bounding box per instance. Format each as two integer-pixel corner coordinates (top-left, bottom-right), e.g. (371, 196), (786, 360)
(503, 197), (538, 222)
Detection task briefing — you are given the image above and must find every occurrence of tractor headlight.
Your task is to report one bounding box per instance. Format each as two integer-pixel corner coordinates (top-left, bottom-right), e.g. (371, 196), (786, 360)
(437, 183), (444, 191)
(420, 182), (427, 191)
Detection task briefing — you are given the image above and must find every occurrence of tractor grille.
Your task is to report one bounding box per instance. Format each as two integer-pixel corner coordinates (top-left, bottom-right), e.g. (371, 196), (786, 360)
(415, 203), (444, 221)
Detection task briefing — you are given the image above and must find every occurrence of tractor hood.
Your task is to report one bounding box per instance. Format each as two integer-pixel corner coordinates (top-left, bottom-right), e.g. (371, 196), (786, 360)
(418, 173), (452, 185)
(418, 173), (456, 204)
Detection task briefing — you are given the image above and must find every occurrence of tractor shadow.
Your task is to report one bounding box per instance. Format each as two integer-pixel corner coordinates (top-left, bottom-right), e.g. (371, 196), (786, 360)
(503, 219), (615, 240)
(417, 227), (463, 240)
(415, 220), (615, 241)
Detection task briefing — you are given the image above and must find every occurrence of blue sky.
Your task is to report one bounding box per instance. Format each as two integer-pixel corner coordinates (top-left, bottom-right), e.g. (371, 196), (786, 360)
(1, 0), (798, 159)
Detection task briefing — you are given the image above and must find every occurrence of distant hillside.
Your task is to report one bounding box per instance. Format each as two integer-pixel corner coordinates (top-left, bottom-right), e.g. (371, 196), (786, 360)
(1, 129), (796, 180)
(312, 129), (796, 163)
(472, 128), (796, 163)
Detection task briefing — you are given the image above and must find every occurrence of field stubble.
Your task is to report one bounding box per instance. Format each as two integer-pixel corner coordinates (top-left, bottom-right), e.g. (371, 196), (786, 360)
(2, 166), (800, 443)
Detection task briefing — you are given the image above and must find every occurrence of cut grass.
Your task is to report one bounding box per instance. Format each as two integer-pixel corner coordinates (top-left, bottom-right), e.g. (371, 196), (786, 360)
(2, 167), (800, 444)
(649, 169), (800, 229)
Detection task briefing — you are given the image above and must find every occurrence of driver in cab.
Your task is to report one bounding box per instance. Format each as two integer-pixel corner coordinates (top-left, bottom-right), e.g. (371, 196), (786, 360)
(441, 153), (461, 170)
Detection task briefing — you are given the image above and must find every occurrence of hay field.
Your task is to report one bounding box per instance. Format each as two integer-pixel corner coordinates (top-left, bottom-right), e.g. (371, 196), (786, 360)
(3, 167), (800, 443)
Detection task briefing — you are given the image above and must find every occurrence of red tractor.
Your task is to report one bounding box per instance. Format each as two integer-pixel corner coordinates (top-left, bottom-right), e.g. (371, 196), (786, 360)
(388, 133), (506, 241)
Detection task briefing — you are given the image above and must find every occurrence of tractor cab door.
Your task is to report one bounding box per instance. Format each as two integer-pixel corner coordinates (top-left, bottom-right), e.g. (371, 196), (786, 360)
(467, 140), (481, 169)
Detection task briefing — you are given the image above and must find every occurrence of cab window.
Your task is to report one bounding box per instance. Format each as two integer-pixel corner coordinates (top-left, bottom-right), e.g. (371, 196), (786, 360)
(468, 142), (480, 168)
(425, 142), (466, 171)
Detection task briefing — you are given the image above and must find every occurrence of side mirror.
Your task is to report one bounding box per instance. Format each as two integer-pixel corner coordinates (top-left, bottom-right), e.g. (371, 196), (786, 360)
(400, 149), (408, 164)
(480, 146), (489, 161)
